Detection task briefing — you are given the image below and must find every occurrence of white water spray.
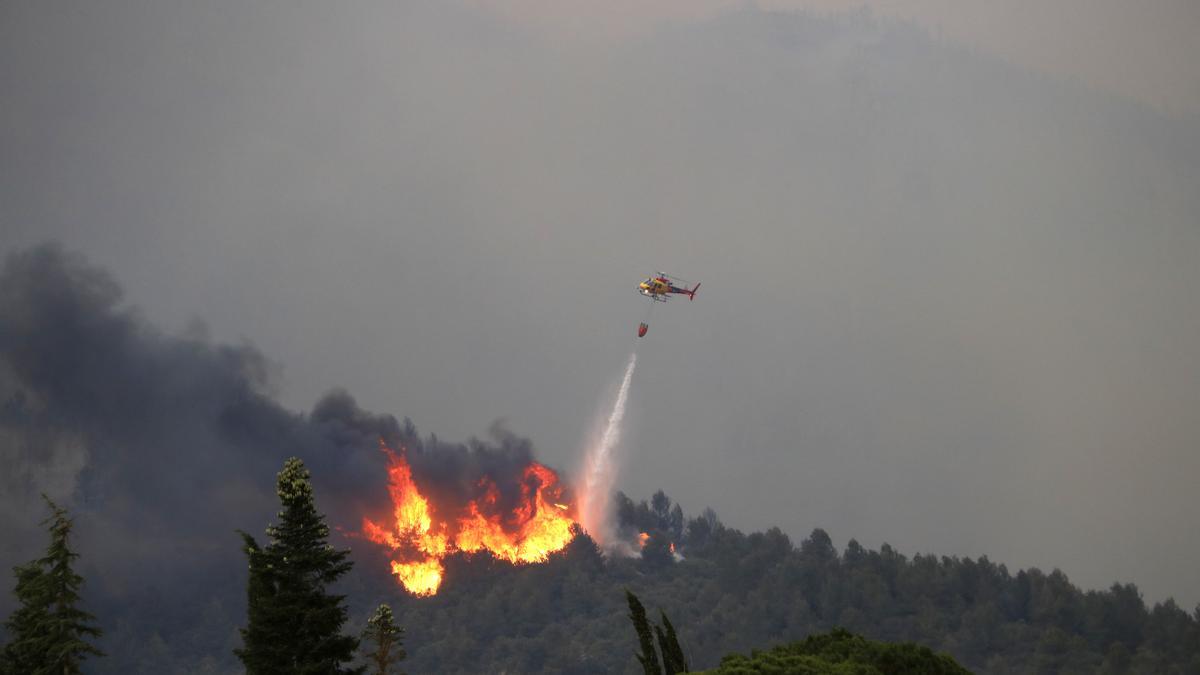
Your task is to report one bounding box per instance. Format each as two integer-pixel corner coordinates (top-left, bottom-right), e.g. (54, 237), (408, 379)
(578, 350), (637, 547)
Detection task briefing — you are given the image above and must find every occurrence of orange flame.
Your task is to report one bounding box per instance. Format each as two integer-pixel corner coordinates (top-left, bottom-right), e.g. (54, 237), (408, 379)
(362, 443), (577, 595)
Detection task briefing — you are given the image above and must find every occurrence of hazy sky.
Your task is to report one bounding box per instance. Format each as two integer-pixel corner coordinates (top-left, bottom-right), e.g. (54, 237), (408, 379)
(2, 0), (1198, 613)
(482, 0), (1200, 117)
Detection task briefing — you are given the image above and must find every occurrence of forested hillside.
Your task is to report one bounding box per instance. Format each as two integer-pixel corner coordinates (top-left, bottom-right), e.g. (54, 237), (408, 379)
(339, 491), (1198, 674)
(7, 488), (1198, 673)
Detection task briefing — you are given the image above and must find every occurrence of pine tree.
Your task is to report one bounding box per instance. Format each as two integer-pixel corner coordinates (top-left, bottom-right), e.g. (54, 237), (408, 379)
(361, 603), (406, 675)
(236, 457), (362, 674)
(2, 563), (49, 674)
(626, 591), (689, 675)
(656, 610), (688, 674)
(626, 590), (662, 675)
(1, 496), (103, 675)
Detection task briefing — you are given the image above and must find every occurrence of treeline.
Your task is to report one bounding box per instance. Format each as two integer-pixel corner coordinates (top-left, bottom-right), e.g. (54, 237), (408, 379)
(6, 482), (1199, 673)
(621, 490), (1200, 672)
(624, 592), (971, 674)
(371, 490), (1198, 673)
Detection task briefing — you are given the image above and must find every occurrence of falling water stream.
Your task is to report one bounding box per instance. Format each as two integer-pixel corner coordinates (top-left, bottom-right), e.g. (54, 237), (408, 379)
(578, 350), (638, 547)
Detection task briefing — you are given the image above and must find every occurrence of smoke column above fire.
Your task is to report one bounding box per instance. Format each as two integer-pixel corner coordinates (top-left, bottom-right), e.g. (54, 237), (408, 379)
(577, 350), (638, 548)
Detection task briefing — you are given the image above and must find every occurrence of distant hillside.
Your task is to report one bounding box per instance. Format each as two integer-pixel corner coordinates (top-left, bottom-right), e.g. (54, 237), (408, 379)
(16, 487), (1194, 673)
(333, 490), (1196, 674)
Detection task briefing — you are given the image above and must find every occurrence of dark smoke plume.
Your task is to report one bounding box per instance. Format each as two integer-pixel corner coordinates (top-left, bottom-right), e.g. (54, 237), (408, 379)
(0, 242), (558, 615)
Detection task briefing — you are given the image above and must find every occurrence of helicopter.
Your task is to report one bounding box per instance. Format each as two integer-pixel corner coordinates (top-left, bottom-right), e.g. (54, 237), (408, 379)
(636, 273), (699, 337)
(637, 273), (700, 303)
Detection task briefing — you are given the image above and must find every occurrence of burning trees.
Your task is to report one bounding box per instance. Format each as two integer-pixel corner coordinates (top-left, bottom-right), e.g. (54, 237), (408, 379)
(236, 458), (359, 674)
(361, 442), (578, 596)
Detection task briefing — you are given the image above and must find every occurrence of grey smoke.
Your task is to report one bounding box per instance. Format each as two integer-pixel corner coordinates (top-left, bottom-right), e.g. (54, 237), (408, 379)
(0, 243), (558, 612)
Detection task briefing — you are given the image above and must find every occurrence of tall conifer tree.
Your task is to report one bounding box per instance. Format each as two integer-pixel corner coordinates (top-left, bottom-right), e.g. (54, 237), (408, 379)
(1, 496), (103, 675)
(656, 610), (689, 674)
(361, 603), (406, 675)
(626, 591), (689, 675)
(2, 563), (50, 674)
(236, 457), (361, 674)
(626, 590), (662, 675)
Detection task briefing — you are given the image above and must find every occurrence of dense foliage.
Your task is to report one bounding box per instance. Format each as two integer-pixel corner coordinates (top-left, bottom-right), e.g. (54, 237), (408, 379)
(0, 497), (103, 675)
(353, 490), (1200, 674)
(25, 488), (1200, 673)
(236, 458), (361, 674)
(701, 627), (969, 674)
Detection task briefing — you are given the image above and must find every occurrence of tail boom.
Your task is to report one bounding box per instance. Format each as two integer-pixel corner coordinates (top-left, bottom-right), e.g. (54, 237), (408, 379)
(668, 282), (700, 300)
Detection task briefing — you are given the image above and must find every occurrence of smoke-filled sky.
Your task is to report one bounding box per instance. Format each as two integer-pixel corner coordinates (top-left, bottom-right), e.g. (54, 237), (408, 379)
(483, 0), (1200, 117)
(2, 0), (1199, 612)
